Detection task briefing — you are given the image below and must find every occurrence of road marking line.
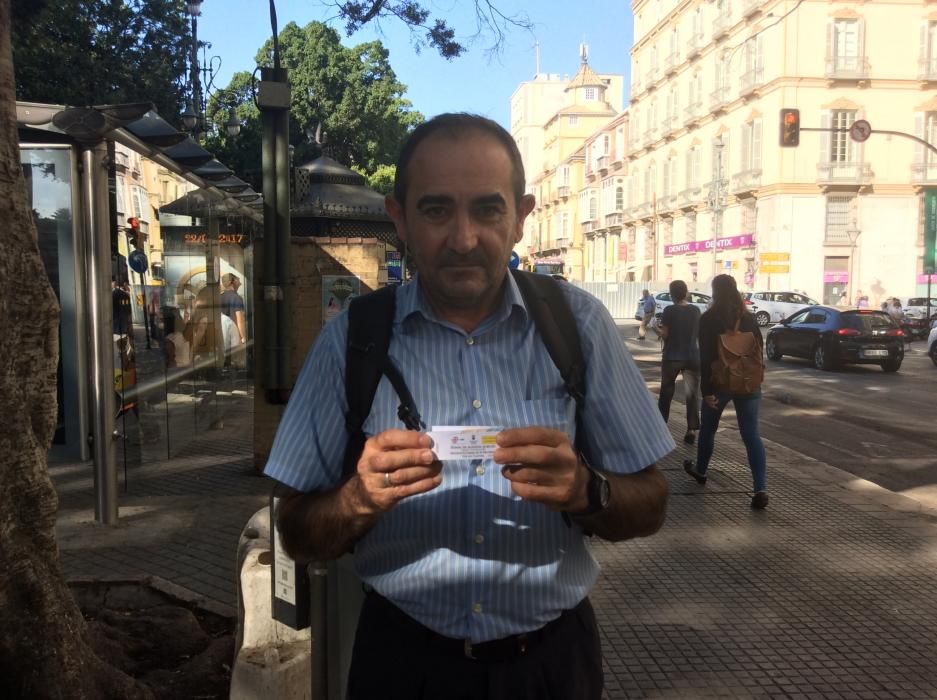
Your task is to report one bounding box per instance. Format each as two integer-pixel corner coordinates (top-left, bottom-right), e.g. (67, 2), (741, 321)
(817, 440), (861, 458)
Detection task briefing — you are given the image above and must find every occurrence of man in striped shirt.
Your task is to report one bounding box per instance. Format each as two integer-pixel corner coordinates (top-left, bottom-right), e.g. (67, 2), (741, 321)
(265, 113), (674, 699)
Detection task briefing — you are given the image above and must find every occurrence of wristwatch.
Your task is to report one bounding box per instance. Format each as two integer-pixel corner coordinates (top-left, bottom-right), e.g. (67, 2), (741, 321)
(576, 466), (610, 517)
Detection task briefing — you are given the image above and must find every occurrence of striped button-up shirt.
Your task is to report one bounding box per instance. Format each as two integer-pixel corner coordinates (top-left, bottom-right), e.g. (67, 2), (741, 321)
(265, 273), (674, 642)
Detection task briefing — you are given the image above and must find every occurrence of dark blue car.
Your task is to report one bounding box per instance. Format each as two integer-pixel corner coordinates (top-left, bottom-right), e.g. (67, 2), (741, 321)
(765, 307), (904, 372)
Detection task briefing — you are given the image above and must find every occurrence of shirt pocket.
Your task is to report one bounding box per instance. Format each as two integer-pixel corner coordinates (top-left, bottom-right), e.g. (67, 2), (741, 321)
(511, 397), (576, 435)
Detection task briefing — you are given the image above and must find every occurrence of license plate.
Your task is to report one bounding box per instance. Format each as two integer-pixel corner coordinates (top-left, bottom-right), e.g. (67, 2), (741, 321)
(861, 349), (888, 358)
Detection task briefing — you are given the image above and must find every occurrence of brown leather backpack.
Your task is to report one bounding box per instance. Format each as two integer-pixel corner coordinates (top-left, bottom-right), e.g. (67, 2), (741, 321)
(710, 318), (764, 394)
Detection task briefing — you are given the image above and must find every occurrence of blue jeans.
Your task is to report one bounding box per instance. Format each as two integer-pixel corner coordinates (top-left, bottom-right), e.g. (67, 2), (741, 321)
(696, 393), (767, 492)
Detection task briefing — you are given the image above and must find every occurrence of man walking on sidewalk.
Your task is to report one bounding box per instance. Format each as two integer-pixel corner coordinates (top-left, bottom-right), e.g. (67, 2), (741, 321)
(638, 289), (656, 340)
(657, 280), (701, 445)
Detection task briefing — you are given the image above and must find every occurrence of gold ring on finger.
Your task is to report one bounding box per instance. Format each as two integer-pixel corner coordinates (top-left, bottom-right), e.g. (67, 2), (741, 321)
(384, 472), (393, 488)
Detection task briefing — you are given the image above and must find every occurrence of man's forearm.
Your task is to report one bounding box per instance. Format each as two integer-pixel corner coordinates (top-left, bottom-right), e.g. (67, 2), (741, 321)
(574, 465), (669, 542)
(276, 477), (380, 562)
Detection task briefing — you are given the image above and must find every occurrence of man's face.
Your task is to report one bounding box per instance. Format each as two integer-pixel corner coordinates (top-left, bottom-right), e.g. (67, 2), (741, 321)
(386, 131), (535, 311)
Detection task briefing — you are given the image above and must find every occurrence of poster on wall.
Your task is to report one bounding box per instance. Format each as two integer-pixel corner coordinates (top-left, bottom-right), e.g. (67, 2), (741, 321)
(386, 251), (402, 284)
(322, 275), (360, 327)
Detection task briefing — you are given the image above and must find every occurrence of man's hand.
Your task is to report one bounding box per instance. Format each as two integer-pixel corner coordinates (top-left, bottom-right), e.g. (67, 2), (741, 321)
(353, 429), (442, 515)
(704, 394), (719, 409)
(493, 427), (589, 512)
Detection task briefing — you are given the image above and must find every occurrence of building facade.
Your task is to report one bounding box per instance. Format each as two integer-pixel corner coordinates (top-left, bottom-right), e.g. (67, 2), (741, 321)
(511, 53), (625, 279)
(627, 0), (937, 305)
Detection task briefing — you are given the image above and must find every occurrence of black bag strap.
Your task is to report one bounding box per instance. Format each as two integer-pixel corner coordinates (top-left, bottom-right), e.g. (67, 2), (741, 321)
(343, 285), (424, 478)
(509, 270), (590, 462)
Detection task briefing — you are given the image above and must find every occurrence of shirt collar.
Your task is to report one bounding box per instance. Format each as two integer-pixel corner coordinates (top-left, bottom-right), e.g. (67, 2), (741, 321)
(396, 271), (529, 330)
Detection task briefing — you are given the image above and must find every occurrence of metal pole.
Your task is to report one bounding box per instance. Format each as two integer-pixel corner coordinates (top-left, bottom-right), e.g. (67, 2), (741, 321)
(140, 268), (151, 349)
(82, 143), (118, 524)
(308, 561), (329, 700)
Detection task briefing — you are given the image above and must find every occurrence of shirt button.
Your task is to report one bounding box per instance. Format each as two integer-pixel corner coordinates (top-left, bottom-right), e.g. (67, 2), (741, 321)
(473, 603), (483, 614)
(472, 399), (482, 409)
(466, 336), (475, 346)
(474, 534), (485, 544)
(475, 466), (485, 476)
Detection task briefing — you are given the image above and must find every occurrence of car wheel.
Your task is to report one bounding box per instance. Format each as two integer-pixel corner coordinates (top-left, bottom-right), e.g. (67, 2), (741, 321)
(755, 311), (770, 327)
(882, 357), (902, 372)
(766, 336), (782, 361)
(813, 342), (833, 371)
(930, 342), (937, 367)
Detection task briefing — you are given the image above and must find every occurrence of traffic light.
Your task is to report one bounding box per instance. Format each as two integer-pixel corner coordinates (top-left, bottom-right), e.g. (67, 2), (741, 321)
(126, 217), (141, 249)
(779, 108), (800, 147)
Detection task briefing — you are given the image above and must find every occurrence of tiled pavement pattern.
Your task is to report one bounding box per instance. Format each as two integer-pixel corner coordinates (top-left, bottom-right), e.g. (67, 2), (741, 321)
(53, 387), (937, 697)
(54, 392), (272, 612)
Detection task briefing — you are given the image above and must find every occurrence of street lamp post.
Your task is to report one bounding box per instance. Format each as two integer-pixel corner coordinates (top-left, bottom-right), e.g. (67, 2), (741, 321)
(709, 135), (726, 280)
(846, 222), (861, 307)
(183, 0), (240, 140)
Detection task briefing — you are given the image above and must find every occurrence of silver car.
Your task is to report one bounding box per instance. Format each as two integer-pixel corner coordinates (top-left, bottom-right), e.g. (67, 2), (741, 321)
(744, 291), (817, 327)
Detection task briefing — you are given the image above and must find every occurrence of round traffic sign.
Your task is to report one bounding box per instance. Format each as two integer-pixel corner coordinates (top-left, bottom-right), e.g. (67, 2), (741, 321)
(849, 119), (872, 143)
(128, 250), (148, 274)
(508, 251), (521, 269)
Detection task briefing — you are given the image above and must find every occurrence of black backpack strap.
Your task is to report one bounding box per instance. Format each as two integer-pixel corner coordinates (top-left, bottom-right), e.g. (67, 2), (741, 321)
(342, 286), (424, 479)
(509, 270), (590, 461)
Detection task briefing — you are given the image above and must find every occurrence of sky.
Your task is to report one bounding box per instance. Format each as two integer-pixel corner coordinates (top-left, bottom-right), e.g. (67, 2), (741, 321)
(198, 0), (634, 128)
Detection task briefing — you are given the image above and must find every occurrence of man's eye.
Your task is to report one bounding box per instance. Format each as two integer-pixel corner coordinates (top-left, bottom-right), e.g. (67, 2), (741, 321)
(421, 206), (447, 218)
(477, 205), (503, 219)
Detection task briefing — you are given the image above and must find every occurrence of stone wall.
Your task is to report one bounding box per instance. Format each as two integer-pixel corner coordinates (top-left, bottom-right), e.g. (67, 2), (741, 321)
(253, 236), (388, 470)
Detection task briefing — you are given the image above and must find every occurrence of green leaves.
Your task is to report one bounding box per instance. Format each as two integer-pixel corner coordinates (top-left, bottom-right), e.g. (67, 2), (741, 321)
(12, 0), (189, 120)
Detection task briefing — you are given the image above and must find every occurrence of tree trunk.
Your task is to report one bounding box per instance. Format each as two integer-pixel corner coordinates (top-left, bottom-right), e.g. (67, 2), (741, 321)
(0, 0), (149, 696)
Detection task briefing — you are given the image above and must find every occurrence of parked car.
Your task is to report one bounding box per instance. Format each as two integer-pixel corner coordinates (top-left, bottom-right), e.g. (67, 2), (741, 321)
(634, 290), (712, 320)
(896, 296), (937, 322)
(744, 291), (818, 327)
(929, 323), (937, 367)
(765, 307), (904, 372)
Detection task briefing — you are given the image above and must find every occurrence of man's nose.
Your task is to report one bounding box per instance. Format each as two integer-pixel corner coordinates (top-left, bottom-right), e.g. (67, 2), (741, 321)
(447, 210), (479, 253)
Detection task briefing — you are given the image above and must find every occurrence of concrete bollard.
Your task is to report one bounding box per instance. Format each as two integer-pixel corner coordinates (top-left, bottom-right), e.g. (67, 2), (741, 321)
(230, 507), (311, 699)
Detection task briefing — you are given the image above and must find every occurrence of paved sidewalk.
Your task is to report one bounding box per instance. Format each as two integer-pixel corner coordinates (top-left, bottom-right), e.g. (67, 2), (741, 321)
(52, 385), (937, 697)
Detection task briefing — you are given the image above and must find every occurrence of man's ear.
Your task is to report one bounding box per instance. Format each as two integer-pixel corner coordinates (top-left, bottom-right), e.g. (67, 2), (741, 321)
(385, 195), (407, 243)
(514, 194), (536, 244)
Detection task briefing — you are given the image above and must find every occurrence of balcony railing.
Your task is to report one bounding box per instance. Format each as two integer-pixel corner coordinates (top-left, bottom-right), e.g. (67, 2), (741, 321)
(713, 12), (732, 39)
(739, 67), (764, 95)
(604, 212), (623, 228)
(684, 102), (702, 126)
(555, 236), (570, 249)
(686, 32), (704, 58)
(663, 52), (678, 75)
(817, 161), (873, 185)
(557, 185), (570, 198)
(677, 187), (702, 208)
(645, 68), (658, 90)
(631, 77), (642, 96)
(825, 55), (870, 80)
(709, 86), (730, 112)
(912, 163), (937, 184)
(919, 56), (937, 81)
(731, 168), (762, 193)
(641, 127), (657, 147)
(660, 116), (674, 137)
(597, 155), (609, 172)
(582, 220), (596, 234)
(824, 227), (857, 245)
(635, 201), (653, 218)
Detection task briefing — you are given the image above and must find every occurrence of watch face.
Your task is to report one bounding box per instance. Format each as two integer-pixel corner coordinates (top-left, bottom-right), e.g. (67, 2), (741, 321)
(597, 475), (610, 508)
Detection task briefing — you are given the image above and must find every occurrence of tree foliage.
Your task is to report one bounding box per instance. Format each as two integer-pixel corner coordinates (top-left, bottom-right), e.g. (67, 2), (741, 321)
(331, 0), (532, 58)
(205, 21), (422, 190)
(12, 0), (190, 119)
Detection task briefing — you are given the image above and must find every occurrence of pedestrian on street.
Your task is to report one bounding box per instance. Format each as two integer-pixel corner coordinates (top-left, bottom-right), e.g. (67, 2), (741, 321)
(684, 274), (768, 509)
(220, 273), (247, 346)
(638, 288), (656, 340)
(264, 113), (673, 700)
(657, 280), (701, 445)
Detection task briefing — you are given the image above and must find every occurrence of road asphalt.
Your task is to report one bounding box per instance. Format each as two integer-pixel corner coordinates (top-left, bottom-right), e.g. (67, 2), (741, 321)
(52, 330), (937, 698)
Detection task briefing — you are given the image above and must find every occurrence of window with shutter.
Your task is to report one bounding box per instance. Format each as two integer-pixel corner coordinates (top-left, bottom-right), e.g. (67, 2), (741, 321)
(830, 110), (856, 163)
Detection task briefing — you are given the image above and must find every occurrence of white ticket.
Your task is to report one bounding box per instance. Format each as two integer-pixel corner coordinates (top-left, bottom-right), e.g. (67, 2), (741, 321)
(429, 426), (502, 461)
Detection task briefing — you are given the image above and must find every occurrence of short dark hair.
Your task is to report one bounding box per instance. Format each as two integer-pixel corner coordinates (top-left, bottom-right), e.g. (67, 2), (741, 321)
(392, 113), (526, 207)
(669, 279), (688, 302)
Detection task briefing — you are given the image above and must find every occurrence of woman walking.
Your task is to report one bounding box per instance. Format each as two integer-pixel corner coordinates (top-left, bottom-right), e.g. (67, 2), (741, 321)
(683, 274), (769, 509)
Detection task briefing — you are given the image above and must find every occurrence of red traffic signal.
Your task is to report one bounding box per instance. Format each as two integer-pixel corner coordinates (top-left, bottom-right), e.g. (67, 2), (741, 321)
(779, 108), (800, 147)
(127, 216), (140, 231)
(126, 217), (142, 249)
